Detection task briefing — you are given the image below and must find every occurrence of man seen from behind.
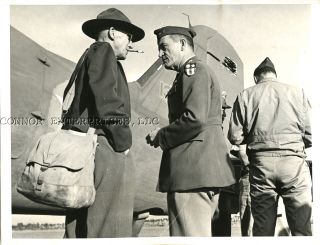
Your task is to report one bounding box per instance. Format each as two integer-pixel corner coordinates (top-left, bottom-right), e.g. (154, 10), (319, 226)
(228, 57), (312, 236)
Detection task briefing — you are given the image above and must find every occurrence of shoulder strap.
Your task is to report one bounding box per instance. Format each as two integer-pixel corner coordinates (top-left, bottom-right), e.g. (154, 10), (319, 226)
(62, 49), (89, 112)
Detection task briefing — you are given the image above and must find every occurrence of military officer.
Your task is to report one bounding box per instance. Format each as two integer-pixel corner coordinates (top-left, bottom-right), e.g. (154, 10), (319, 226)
(146, 26), (235, 236)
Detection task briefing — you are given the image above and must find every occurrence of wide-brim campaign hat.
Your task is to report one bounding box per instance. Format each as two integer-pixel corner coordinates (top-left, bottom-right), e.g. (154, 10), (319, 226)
(82, 8), (145, 42)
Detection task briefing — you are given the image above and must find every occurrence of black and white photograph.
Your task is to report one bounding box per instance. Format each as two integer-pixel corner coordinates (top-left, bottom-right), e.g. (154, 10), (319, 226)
(1, 1), (320, 245)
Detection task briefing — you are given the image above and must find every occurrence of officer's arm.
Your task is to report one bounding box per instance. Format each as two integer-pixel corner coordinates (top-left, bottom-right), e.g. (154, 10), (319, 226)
(228, 95), (245, 145)
(158, 66), (210, 150)
(87, 43), (131, 152)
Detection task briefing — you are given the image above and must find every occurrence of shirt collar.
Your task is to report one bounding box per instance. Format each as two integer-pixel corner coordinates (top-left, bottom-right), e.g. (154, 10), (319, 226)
(257, 77), (278, 84)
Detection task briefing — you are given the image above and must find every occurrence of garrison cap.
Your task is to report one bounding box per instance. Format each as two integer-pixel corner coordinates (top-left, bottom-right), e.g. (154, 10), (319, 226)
(154, 26), (196, 40)
(254, 57), (277, 76)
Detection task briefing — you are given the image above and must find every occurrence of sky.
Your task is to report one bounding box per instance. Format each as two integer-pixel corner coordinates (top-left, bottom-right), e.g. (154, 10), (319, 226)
(2, 1), (320, 244)
(9, 3), (320, 103)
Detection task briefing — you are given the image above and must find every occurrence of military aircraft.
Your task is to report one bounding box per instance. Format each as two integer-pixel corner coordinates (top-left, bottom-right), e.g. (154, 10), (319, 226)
(10, 22), (244, 236)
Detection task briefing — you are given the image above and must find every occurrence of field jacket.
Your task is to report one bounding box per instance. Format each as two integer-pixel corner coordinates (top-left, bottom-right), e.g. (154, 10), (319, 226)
(228, 77), (311, 158)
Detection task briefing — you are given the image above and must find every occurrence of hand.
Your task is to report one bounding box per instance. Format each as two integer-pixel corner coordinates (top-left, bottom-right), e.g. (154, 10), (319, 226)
(230, 144), (249, 166)
(146, 127), (161, 148)
(238, 145), (249, 165)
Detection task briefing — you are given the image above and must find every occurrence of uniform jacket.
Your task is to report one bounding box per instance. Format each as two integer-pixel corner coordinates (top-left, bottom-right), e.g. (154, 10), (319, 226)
(157, 57), (236, 192)
(62, 42), (132, 152)
(228, 77), (312, 158)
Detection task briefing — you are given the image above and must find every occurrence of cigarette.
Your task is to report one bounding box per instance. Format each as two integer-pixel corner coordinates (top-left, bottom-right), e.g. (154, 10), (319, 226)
(128, 49), (144, 53)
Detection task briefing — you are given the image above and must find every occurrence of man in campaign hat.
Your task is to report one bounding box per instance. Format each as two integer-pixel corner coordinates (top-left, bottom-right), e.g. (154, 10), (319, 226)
(146, 26), (235, 236)
(228, 57), (312, 236)
(62, 8), (144, 238)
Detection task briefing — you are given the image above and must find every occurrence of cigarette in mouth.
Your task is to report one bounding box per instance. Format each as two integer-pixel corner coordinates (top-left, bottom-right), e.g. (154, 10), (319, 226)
(128, 49), (144, 53)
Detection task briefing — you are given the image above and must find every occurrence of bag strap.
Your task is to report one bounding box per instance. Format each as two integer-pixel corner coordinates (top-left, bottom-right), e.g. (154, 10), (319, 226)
(62, 49), (96, 135)
(62, 49), (89, 113)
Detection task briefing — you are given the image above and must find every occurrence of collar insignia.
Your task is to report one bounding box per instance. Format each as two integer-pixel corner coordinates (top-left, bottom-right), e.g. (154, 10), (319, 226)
(184, 60), (196, 76)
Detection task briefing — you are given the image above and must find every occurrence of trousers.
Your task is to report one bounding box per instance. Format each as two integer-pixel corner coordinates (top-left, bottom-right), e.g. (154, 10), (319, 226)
(211, 190), (236, 236)
(64, 135), (135, 238)
(239, 173), (252, 236)
(249, 155), (312, 236)
(167, 190), (219, 236)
